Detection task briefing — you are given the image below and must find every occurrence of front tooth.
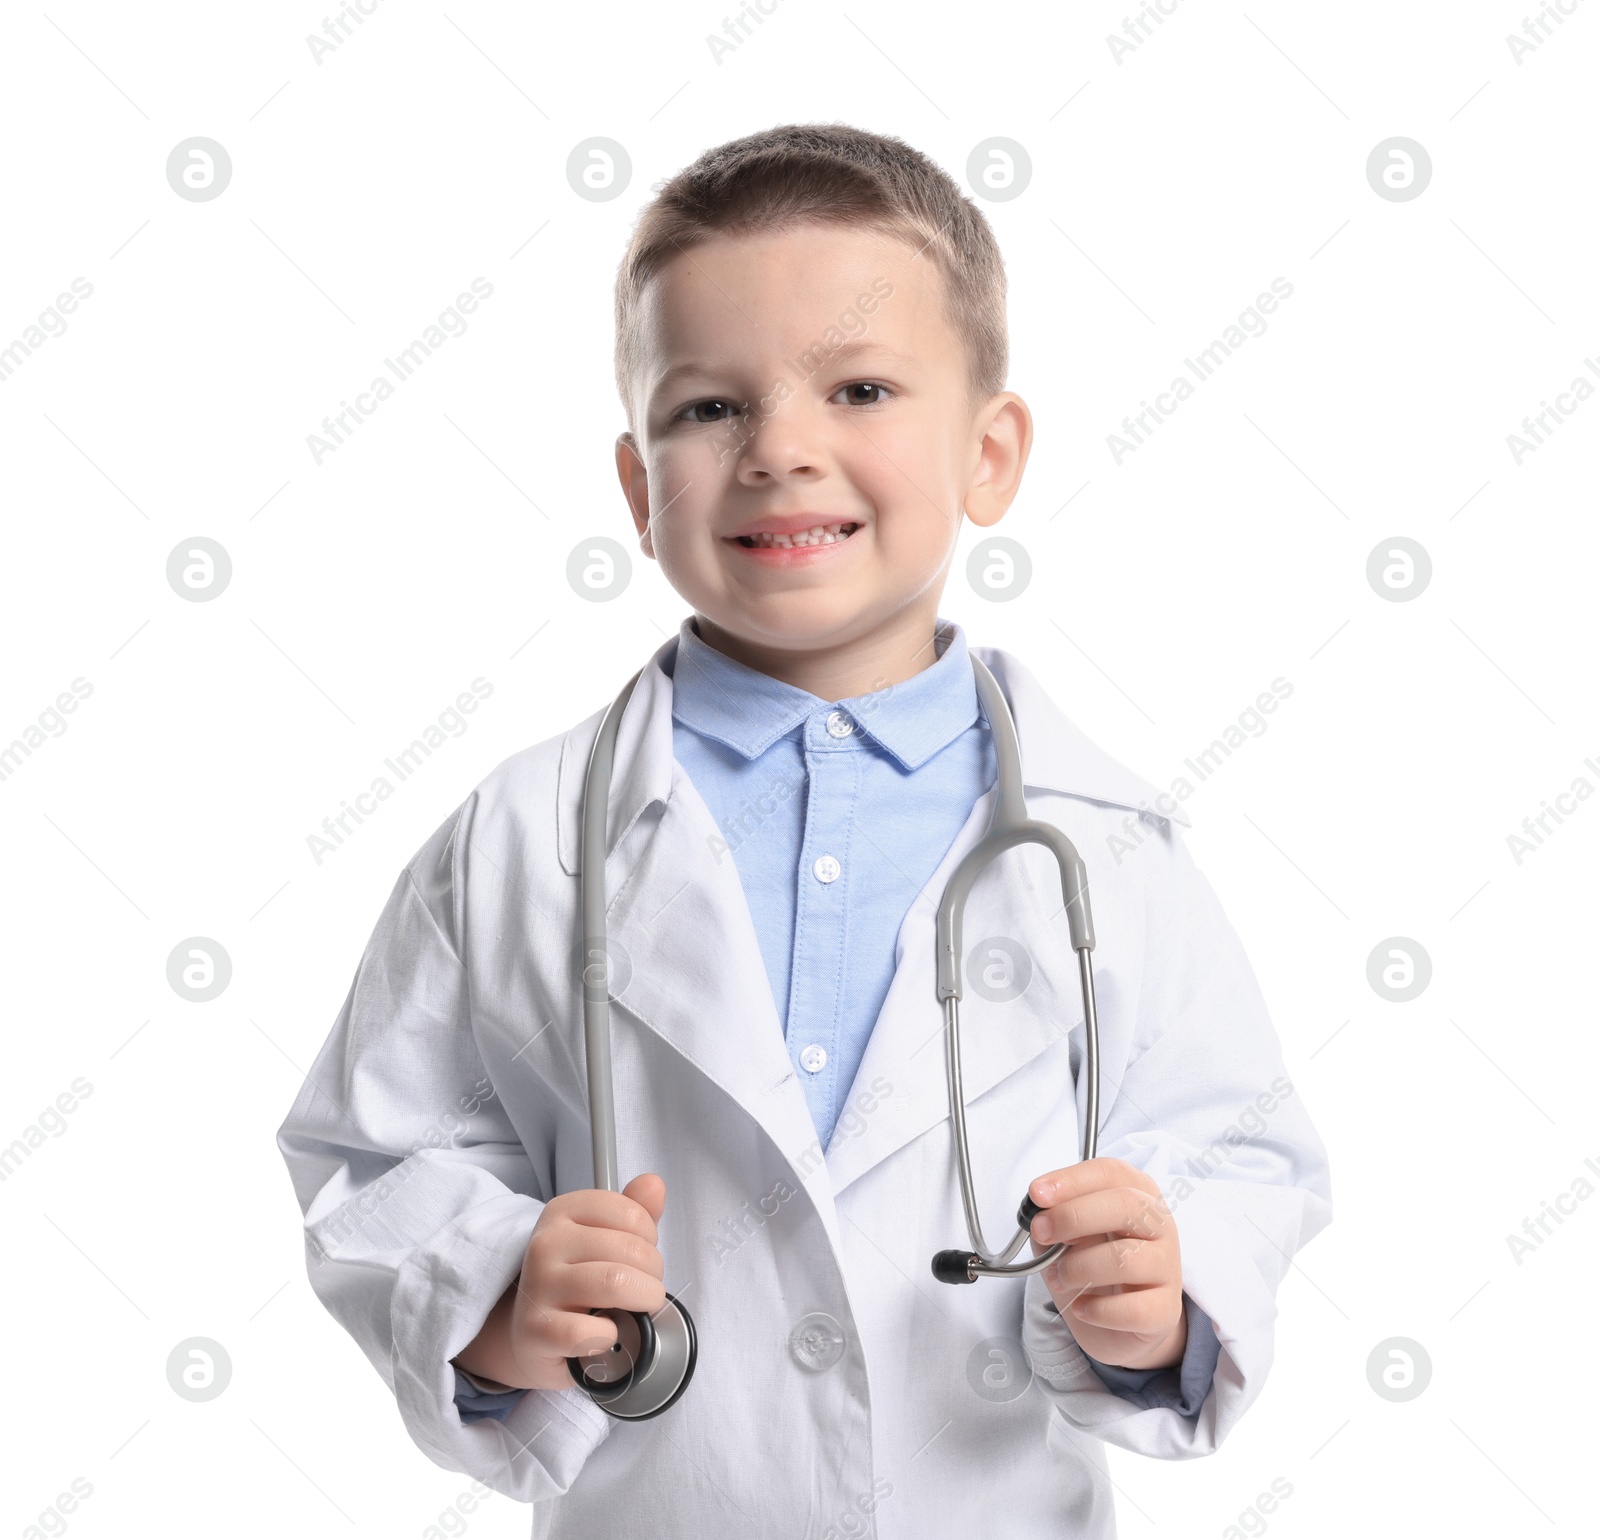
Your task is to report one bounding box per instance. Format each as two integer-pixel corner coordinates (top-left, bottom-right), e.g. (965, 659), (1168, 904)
(750, 525), (859, 546)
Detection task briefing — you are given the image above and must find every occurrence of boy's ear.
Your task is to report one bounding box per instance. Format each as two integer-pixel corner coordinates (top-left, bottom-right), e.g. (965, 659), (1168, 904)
(615, 431), (656, 558)
(963, 393), (1033, 529)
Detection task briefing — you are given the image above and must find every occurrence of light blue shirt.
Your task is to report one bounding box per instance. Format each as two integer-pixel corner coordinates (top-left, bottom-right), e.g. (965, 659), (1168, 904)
(667, 616), (991, 1148)
(454, 617), (1220, 1422)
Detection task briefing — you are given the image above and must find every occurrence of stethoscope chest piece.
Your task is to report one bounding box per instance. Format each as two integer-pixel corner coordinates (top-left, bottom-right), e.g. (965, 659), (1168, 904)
(567, 1291), (699, 1421)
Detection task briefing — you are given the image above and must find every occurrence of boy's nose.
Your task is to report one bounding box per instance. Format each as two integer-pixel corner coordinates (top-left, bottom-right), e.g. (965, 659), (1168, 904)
(733, 407), (829, 483)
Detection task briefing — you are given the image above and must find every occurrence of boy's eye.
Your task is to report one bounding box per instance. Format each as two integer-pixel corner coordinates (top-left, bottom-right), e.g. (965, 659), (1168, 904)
(833, 382), (892, 406)
(680, 398), (741, 423)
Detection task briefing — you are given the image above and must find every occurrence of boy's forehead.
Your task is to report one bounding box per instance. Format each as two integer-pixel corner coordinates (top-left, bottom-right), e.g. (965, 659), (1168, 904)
(635, 223), (951, 365)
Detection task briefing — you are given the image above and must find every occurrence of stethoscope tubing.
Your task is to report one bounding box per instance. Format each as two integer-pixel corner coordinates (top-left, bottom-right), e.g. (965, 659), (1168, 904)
(931, 658), (1102, 1284)
(579, 668), (644, 1197)
(575, 668), (704, 1421)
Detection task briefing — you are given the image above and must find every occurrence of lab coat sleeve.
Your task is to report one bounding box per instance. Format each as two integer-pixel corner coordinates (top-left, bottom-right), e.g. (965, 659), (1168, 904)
(275, 804), (612, 1501)
(1020, 817), (1332, 1459)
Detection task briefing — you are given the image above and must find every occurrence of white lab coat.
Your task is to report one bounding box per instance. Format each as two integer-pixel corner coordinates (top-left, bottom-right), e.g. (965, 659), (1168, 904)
(277, 639), (1331, 1539)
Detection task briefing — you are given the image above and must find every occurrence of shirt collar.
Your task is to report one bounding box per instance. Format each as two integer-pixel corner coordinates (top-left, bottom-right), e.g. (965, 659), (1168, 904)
(555, 634), (1190, 875)
(667, 617), (980, 772)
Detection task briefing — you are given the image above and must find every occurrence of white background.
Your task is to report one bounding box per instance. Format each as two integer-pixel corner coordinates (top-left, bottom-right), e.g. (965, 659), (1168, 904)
(2, 1), (1596, 1535)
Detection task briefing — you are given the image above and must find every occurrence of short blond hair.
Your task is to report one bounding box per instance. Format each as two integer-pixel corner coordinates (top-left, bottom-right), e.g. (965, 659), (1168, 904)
(613, 122), (1008, 423)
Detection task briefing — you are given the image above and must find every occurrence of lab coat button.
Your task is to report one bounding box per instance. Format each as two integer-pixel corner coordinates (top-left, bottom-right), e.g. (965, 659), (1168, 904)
(812, 854), (841, 884)
(800, 1043), (828, 1073)
(788, 1312), (846, 1371)
(825, 710), (855, 738)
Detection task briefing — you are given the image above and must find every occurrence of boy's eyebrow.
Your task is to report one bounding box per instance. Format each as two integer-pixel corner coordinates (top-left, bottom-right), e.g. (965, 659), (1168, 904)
(807, 339), (922, 370)
(649, 339), (921, 395)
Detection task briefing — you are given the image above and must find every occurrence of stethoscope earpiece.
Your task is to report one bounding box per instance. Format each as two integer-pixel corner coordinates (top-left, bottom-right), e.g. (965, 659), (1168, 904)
(931, 1250), (979, 1285)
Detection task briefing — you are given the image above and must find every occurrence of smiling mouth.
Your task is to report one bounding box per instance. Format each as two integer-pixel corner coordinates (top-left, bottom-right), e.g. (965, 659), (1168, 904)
(734, 522), (862, 549)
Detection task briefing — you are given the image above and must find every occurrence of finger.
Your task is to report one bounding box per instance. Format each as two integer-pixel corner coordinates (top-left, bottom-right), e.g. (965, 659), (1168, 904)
(1043, 1236), (1170, 1295)
(1060, 1285), (1179, 1335)
(536, 1306), (657, 1361)
(550, 1186), (660, 1246)
(544, 1223), (666, 1281)
(1031, 1187), (1172, 1246)
(507, 1246), (661, 1347)
(558, 1258), (669, 1317)
(623, 1172), (666, 1224)
(1029, 1158), (1159, 1208)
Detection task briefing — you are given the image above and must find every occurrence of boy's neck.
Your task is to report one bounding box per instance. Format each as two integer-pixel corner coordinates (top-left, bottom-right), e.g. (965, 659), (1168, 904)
(692, 606), (948, 702)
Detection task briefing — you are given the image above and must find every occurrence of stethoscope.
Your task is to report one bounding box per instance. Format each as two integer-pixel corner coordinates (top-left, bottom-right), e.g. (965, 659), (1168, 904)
(568, 652), (1100, 1418)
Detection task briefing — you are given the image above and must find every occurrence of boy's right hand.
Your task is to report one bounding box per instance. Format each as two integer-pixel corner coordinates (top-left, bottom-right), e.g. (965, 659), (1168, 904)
(455, 1173), (668, 1393)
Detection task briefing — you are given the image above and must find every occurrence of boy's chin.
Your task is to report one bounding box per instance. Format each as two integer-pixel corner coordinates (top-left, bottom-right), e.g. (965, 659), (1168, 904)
(702, 599), (914, 652)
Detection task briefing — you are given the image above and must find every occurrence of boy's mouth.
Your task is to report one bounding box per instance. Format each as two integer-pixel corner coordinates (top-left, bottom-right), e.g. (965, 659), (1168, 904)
(733, 521), (862, 550)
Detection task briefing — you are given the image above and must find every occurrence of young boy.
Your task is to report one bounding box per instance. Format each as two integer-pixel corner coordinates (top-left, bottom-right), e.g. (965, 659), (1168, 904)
(278, 123), (1330, 1536)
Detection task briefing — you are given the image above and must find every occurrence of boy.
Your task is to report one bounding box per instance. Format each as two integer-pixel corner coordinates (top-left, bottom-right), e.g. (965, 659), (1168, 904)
(278, 123), (1330, 1536)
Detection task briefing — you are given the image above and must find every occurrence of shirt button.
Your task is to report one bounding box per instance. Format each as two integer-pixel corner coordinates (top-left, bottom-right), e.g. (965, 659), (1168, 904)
(825, 710), (855, 738)
(788, 1312), (847, 1372)
(812, 854), (841, 884)
(800, 1043), (828, 1074)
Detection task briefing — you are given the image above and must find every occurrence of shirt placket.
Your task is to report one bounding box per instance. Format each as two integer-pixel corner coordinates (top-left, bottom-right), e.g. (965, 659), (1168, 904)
(786, 707), (861, 1141)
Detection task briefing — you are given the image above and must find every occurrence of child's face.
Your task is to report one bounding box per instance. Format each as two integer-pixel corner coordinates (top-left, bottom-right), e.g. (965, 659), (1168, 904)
(615, 223), (1030, 663)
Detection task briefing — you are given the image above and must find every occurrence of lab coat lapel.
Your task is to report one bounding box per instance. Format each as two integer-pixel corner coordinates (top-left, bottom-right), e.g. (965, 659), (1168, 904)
(558, 649), (845, 1259)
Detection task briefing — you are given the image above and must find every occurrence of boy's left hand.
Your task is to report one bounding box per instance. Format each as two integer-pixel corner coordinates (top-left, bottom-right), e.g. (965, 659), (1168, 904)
(1026, 1157), (1187, 1372)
